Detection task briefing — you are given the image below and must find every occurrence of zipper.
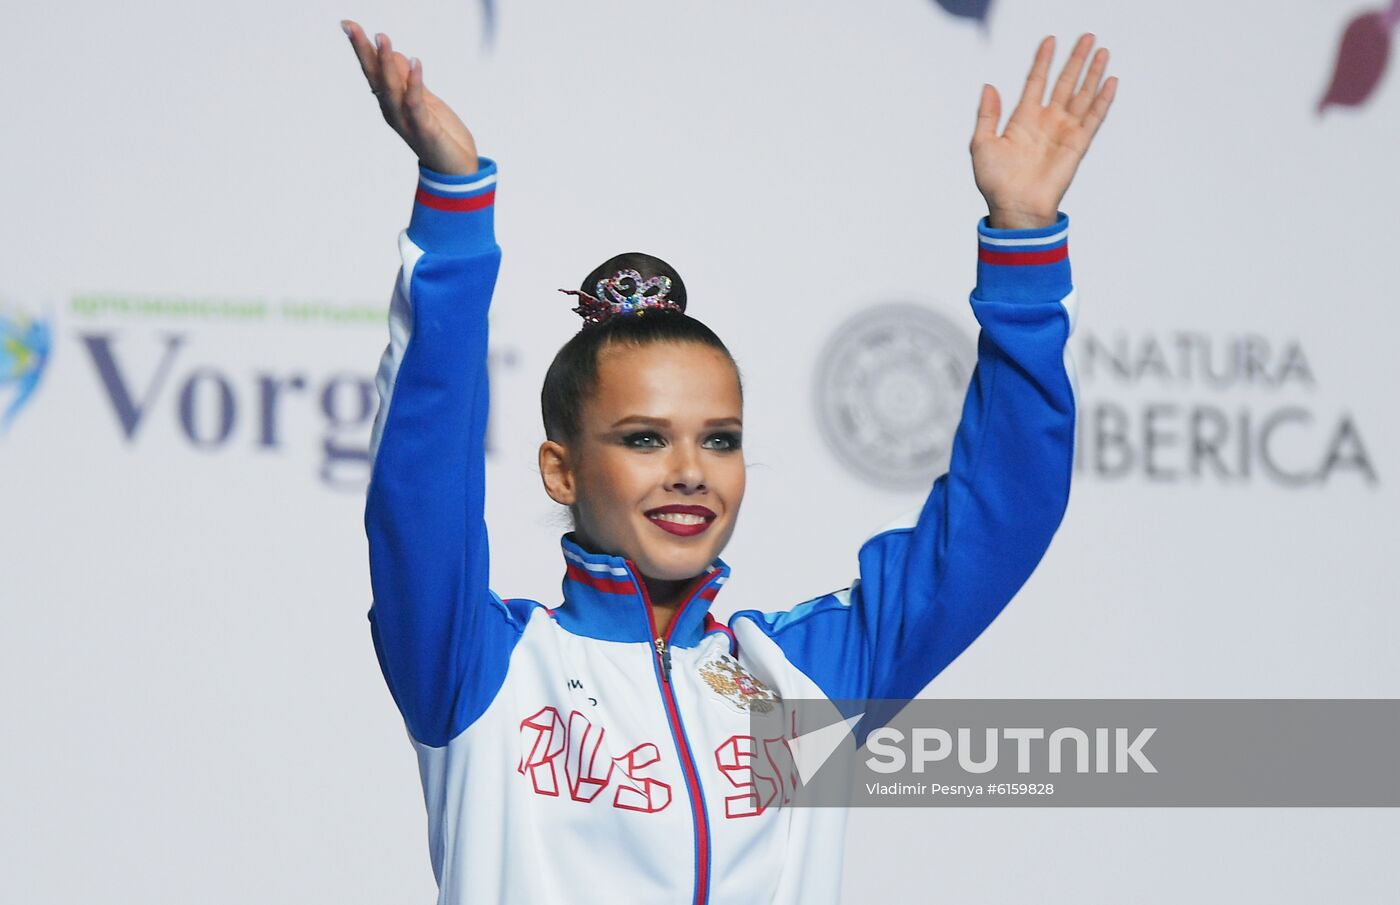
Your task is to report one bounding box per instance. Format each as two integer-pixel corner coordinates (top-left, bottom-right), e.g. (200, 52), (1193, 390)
(655, 636), (672, 682)
(631, 562), (714, 905)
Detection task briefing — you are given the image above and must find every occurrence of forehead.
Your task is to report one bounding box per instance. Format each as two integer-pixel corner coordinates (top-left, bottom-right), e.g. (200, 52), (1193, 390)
(587, 341), (741, 423)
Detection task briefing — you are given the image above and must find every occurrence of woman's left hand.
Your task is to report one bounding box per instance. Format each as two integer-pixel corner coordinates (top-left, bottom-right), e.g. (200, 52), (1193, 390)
(971, 34), (1118, 230)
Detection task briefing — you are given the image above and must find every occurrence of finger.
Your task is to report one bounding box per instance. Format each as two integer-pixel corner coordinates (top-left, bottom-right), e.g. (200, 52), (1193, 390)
(404, 56), (430, 133)
(377, 37), (412, 122)
(341, 20), (383, 93)
(1049, 33), (1095, 109)
(1081, 76), (1118, 140)
(382, 48), (412, 105)
(1017, 36), (1055, 109)
(972, 83), (1002, 146)
(1069, 47), (1109, 118)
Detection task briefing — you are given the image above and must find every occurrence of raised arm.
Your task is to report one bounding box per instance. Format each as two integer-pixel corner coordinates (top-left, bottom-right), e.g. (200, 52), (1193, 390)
(736, 35), (1116, 718)
(346, 21), (523, 749)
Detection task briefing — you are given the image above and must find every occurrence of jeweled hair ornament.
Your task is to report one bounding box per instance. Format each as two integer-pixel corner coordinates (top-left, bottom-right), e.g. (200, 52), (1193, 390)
(558, 269), (684, 326)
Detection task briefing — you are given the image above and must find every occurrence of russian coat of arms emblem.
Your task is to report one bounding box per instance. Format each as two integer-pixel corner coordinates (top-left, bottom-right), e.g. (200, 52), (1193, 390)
(698, 652), (780, 714)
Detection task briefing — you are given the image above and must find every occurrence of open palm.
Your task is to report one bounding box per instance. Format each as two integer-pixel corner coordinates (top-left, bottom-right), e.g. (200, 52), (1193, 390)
(972, 34), (1118, 230)
(342, 20), (479, 176)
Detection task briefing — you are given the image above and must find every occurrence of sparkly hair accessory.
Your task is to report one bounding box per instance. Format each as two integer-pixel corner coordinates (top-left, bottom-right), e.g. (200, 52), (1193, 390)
(558, 269), (684, 326)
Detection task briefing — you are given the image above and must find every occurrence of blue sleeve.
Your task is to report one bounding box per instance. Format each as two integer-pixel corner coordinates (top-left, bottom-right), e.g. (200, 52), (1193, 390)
(733, 214), (1077, 728)
(363, 159), (525, 748)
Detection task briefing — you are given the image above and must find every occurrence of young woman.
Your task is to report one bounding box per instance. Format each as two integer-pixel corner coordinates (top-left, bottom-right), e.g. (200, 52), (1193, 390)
(344, 19), (1115, 905)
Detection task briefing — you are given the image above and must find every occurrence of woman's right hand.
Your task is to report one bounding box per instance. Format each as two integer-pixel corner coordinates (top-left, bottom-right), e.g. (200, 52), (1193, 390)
(342, 19), (480, 176)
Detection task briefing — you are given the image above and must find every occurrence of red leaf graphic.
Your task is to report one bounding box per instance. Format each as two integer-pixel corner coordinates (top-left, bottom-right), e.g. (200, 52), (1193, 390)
(1318, 8), (1396, 112)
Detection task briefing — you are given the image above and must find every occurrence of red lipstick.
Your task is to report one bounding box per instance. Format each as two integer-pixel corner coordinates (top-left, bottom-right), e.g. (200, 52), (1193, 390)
(645, 504), (716, 537)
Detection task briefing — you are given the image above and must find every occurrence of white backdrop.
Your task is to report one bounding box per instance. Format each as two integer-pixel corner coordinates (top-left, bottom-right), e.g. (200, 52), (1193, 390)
(2, 0), (1396, 902)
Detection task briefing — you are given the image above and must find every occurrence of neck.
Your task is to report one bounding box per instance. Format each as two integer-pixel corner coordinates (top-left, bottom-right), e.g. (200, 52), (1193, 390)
(641, 575), (693, 637)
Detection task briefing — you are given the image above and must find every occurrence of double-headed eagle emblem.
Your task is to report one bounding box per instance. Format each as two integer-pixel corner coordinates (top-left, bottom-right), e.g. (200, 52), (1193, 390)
(699, 653), (780, 714)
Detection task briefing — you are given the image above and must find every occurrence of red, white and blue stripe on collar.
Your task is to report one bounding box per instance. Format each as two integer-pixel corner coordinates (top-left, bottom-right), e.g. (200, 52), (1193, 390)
(553, 532), (735, 651)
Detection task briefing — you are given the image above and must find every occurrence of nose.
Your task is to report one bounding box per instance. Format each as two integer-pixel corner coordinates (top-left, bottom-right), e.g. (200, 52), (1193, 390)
(666, 441), (707, 493)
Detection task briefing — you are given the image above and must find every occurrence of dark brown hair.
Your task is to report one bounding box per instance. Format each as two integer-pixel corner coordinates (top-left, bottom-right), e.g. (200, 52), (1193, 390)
(540, 252), (743, 446)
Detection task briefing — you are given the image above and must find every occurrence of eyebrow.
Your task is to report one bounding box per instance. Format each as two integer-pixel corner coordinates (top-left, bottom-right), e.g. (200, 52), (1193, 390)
(610, 415), (743, 428)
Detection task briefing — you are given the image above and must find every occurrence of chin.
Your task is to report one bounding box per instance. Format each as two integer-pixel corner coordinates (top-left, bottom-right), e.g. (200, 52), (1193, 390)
(635, 546), (712, 581)
(635, 529), (723, 578)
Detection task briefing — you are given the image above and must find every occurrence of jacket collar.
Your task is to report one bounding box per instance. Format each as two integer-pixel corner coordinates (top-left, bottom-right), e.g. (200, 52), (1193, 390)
(554, 532), (733, 649)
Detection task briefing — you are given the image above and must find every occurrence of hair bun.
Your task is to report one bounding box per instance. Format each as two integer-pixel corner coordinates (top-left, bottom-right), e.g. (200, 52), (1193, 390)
(580, 252), (687, 315)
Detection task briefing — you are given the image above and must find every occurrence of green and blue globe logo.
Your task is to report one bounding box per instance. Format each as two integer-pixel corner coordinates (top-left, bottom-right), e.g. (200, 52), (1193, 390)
(0, 304), (52, 434)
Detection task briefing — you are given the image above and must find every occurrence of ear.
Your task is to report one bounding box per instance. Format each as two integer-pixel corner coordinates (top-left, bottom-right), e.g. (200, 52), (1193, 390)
(538, 439), (578, 506)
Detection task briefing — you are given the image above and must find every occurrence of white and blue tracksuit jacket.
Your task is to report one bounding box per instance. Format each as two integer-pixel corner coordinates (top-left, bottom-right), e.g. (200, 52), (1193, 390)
(364, 158), (1079, 905)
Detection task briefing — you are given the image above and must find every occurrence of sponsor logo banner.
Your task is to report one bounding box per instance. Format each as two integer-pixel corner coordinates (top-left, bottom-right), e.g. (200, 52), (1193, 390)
(1075, 330), (1378, 487)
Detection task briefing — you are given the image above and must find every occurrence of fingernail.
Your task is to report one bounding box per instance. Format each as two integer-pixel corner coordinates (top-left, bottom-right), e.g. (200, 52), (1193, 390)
(375, 33), (385, 50)
(341, 22), (352, 38)
(410, 57), (420, 72)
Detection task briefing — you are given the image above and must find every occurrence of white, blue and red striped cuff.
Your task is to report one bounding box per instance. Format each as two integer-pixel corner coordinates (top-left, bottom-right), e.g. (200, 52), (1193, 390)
(974, 212), (1071, 302)
(407, 157), (498, 255)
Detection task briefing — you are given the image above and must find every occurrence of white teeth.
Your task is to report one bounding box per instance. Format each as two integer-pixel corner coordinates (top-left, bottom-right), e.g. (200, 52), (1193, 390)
(649, 512), (708, 526)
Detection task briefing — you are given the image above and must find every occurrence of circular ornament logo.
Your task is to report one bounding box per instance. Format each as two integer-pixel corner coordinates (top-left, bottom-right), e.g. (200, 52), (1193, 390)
(814, 302), (975, 490)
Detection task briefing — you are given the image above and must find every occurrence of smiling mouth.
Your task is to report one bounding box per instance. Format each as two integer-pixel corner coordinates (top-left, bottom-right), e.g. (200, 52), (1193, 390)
(649, 512), (710, 526)
(645, 508), (716, 536)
